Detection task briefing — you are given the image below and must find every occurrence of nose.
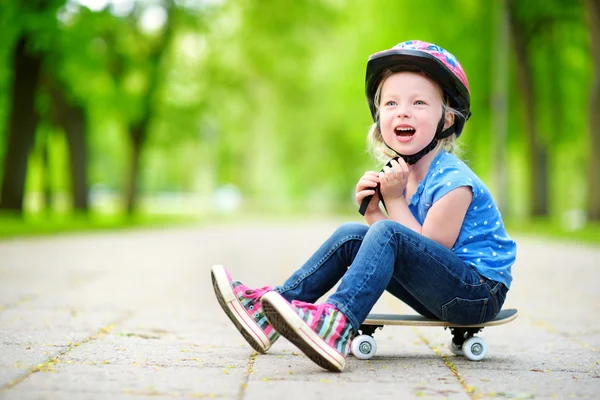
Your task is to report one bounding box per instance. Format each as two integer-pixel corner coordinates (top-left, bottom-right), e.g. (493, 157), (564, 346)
(395, 103), (410, 118)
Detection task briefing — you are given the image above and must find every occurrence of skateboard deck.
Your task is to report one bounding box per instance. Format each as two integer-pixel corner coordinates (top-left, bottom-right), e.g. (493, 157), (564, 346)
(363, 308), (518, 328)
(351, 309), (518, 361)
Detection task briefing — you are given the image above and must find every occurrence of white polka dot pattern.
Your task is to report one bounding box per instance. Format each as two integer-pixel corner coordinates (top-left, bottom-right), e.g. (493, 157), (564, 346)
(406, 151), (516, 288)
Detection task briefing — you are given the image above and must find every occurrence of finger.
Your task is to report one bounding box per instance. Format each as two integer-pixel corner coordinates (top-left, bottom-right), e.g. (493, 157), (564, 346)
(360, 172), (380, 184)
(400, 161), (409, 177)
(364, 175), (380, 185)
(357, 179), (377, 191)
(356, 189), (376, 201)
(385, 164), (401, 180)
(360, 178), (378, 187)
(356, 191), (377, 206)
(397, 158), (410, 175)
(389, 159), (401, 178)
(362, 173), (380, 182)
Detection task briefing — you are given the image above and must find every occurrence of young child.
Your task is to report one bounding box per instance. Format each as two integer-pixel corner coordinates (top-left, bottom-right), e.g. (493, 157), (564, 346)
(211, 40), (516, 373)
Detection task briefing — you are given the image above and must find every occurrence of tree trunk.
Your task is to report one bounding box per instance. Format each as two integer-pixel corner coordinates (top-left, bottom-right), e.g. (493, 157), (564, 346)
(491, 0), (510, 215)
(547, 23), (562, 216)
(585, 0), (600, 221)
(64, 108), (89, 212)
(41, 130), (52, 212)
(43, 57), (90, 213)
(51, 88), (90, 212)
(508, 1), (549, 217)
(125, 125), (144, 215)
(0, 38), (42, 213)
(124, 0), (176, 216)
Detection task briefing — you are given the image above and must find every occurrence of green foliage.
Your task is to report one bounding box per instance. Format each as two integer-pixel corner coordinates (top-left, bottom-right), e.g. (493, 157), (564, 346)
(0, 0), (597, 232)
(505, 217), (600, 245)
(0, 210), (199, 239)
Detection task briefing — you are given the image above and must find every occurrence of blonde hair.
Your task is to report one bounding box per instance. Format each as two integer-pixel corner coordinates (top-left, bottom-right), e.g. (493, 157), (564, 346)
(367, 69), (466, 164)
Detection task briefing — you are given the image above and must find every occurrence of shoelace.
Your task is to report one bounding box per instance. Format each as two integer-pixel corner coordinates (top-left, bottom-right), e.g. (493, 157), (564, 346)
(291, 300), (332, 330)
(244, 286), (273, 299)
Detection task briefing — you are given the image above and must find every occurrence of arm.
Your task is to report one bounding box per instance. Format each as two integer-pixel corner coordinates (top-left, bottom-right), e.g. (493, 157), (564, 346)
(365, 208), (388, 226)
(384, 197), (422, 233)
(421, 186), (471, 248)
(379, 158), (472, 248)
(386, 186), (472, 248)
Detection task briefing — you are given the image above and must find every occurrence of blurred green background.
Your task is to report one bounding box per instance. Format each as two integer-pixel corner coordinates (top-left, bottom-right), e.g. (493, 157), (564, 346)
(1, 0), (599, 241)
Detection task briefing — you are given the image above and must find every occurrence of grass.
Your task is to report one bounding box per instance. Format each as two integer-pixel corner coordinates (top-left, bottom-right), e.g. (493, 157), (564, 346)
(1, 211), (599, 245)
(0, 211), (201, 239)
(505, 217), (600, 245)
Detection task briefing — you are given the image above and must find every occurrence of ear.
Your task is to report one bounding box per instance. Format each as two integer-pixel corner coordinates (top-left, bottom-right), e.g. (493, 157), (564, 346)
(443, 110), (455, 130)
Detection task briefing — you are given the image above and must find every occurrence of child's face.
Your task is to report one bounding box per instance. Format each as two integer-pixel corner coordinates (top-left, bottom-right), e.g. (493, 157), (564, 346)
(378, 72), (446, 157)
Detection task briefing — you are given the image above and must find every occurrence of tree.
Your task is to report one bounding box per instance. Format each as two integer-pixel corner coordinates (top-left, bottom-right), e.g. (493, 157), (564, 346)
(48, 81), (89, 212)
(491, 0), (510, 214)
(585, 0), (600, 221)
(507, 0), (550, 217)
(0, 37), (43, 213)
(0, 0), (65, 214)
(103, 0), (176, 215)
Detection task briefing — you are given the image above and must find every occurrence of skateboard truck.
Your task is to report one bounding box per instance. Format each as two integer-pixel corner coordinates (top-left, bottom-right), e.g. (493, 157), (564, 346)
(350, 309), (518, 361)
(447, 327), (485, 358)
(447, 326), (482, 346)
(357, 324), (383, 337)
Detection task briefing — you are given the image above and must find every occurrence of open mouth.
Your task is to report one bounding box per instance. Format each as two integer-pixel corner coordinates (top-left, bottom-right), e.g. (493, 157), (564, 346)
(395, 127), (415, 137)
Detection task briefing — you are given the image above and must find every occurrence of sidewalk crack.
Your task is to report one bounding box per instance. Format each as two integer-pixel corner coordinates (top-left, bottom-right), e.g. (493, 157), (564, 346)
(0, 316), (127, 392)
(237, 351), (258, 400)
(415, 329), (482, 400)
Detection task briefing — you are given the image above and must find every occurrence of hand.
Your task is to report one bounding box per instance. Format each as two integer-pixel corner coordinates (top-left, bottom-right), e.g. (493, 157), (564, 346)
(378, 158), (409, 201)
(356, 171), (381, 215)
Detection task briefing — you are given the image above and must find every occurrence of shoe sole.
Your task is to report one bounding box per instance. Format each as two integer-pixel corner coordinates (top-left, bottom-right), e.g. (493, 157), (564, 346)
(261, 292), (345, 372)
(210, 265), (270, 353)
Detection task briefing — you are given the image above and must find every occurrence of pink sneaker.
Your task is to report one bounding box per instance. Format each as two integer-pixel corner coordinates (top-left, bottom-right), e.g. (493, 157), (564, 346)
(211, 265), (279, 353)
(260, 292), (354, 372)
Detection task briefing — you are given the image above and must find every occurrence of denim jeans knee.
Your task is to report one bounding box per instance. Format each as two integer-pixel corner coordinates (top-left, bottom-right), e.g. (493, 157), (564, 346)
(335, 221), (370, 238)
(275, 222), (367, 304)
(369, 219), (412, 240)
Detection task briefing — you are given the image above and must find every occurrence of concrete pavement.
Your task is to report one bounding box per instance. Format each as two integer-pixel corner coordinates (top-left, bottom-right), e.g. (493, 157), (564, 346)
(0, 219), (598, 399)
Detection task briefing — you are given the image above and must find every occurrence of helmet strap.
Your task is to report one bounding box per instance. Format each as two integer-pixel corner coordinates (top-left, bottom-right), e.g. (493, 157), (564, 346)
(359, 107), (455, 216)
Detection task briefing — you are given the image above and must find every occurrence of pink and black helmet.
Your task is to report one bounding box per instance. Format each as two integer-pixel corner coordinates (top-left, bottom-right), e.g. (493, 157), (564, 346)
(365, 40), (471, 137)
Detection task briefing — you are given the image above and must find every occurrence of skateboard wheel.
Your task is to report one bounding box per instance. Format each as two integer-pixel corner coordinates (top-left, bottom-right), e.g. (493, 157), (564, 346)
(462, 337), (487, 361)
(350, 335), (377, 360)
(448, 339), (464, 356)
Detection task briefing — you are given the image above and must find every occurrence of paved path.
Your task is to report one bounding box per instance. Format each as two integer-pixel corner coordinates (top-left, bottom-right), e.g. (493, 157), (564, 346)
(0, 220), (598, 399)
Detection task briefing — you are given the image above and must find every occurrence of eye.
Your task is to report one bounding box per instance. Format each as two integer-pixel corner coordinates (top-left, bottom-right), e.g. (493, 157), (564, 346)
(414, 100), (426, 105)
(384, 100), (397, 106)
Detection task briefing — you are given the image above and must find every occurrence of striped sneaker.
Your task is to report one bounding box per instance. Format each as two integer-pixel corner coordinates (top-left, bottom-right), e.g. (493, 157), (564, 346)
(211, 265), (279, 353)
(260, 292), (354, 372)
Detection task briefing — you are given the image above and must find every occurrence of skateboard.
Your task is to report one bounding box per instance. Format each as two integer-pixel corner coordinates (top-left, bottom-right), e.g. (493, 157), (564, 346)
(351, 308), (518, 361)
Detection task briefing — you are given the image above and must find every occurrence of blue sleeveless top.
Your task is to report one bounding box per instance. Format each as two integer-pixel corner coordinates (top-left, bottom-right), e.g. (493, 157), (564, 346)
(407, 151), (516, 288)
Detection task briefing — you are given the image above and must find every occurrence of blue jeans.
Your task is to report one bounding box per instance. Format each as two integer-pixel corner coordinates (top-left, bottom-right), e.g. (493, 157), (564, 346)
(275, 220), (508, 331)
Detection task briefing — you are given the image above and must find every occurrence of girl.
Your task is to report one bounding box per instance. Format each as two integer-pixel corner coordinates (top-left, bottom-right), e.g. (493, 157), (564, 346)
(211, 40), (516, 373)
